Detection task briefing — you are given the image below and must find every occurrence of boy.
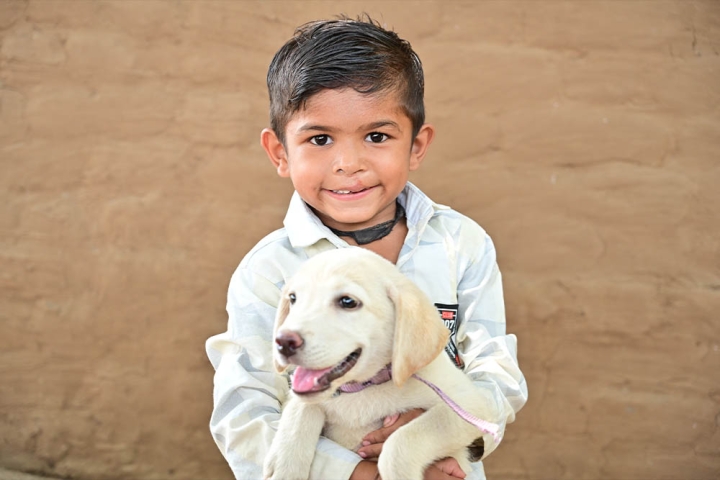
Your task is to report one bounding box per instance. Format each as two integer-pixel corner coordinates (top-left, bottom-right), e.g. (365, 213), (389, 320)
(206, 16), (527, 480)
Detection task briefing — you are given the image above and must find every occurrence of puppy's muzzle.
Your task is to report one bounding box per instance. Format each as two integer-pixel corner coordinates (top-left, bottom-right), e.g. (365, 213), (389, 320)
(275, 331), (304, 358)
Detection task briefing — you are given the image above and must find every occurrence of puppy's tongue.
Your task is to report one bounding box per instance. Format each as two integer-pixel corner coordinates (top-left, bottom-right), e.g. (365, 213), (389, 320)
(292, 366), (334, 393)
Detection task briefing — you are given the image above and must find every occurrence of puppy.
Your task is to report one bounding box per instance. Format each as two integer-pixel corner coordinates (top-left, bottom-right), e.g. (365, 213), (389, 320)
(263, 247), (499, 480)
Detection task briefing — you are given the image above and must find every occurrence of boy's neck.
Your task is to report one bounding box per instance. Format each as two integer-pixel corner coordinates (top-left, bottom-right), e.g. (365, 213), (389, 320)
(327, 202), (405, 245)
(335, 216), (408, 265)
(361, 220), (407, 265)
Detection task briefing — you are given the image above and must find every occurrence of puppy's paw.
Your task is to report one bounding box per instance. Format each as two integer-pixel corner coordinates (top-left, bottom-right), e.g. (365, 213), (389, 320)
(263, 448), (308, 480)
(262, 453), (278, 480)
(377, 435), (425, 480)
(263, 457), (296, 480)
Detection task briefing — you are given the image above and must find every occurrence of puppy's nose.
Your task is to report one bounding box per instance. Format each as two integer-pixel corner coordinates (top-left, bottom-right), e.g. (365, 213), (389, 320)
(275, 331), (303, 358)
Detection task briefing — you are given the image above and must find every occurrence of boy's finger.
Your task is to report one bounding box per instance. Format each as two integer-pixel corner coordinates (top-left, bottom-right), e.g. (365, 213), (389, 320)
(362, 413), (399, 445)
(424, 465), (465, 480)
(434, 458), (466, 479)
(362, 427), (390, 445)
(383, 413), (400, 427)
(362, 408), (425, 444)
(357, 442), (383, 460)
(362, 423), (395, 444)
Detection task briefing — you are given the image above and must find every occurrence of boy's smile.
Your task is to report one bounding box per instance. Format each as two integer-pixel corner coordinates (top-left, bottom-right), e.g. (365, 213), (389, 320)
(262, 88), (434, 233)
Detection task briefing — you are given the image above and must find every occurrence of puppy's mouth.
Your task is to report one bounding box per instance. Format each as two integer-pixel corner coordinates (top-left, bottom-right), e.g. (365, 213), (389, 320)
(291, 348), (361, 395)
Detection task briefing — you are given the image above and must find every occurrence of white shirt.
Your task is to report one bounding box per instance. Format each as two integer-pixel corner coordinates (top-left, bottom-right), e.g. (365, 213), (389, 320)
(206, 182), (528, 479)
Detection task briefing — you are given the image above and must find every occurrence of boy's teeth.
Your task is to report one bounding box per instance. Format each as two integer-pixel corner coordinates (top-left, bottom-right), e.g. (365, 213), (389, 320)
(334, 190), (351, 194)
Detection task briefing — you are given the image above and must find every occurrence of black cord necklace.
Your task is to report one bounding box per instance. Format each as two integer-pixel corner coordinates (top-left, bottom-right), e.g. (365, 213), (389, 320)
(328, 202), (405, 245)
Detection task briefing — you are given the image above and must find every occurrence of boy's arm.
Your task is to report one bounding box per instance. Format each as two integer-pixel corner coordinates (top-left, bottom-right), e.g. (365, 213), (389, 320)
(456, 230), (528, 459)
(206, 267), (363, 479)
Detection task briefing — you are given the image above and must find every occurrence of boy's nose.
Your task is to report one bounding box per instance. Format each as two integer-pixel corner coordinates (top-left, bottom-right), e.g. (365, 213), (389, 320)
(333, 146), (365, 174)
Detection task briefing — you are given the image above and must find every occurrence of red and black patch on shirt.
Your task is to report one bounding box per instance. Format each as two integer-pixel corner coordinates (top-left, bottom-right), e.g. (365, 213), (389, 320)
(435, 303), (464, 369)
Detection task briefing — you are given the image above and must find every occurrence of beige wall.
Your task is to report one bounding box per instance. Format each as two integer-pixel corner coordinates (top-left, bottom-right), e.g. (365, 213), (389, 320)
(1, 1), (719, 479)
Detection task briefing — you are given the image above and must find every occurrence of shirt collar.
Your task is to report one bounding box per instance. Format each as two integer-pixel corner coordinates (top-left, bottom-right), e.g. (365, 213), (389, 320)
(283, 182), (446, 249)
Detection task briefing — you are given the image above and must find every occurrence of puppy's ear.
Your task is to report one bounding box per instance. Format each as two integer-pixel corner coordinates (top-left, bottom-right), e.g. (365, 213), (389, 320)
(272, 287), (291, 373)
(388, 277), (449, 386)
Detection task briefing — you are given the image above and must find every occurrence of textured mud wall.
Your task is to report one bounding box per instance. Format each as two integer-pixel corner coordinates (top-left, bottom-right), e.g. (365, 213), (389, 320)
(1, 1), (719, 479)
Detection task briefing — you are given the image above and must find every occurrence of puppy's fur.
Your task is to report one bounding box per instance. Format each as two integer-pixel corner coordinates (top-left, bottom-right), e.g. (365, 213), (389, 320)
(264, 248), (497, 480)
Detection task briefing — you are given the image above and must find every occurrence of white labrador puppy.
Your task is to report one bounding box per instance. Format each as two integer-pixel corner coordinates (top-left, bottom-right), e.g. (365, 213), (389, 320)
(263, 247), (499, 480)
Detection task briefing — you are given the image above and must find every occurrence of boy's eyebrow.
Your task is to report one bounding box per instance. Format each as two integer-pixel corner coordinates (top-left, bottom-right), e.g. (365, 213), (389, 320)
(296, 124), (335, 133)
(296, 120), (402, 134)
(362, 120), (402, 131)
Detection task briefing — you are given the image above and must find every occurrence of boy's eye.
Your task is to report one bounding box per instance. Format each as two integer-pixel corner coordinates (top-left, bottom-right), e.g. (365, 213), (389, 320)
(366, 132), (388, 143)
(310, 135), (332, 146)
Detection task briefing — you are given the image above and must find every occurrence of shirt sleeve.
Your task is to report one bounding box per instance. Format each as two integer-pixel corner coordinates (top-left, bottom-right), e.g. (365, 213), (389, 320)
(205, 267), (363, 479)
(455, 229), (528, 459)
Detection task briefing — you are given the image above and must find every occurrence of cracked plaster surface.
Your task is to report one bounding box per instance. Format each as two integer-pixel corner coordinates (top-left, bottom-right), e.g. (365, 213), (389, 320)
(1, 1), (719, 479)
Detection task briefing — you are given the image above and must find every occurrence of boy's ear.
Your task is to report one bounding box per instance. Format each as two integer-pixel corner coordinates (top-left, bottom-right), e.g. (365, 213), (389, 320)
(261, 128), (290, 178)
(409, 123), (435, 171)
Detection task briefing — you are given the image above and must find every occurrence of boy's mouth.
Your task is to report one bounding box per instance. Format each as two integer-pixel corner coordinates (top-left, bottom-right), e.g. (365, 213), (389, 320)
(329, 186), (373, 195)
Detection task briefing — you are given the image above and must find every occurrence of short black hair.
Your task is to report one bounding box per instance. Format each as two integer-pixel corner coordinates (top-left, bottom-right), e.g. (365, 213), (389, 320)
(266, 15), (425, 144)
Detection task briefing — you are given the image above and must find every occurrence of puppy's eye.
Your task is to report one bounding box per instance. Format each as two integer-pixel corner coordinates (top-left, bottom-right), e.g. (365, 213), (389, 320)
(288, 293), (296, 304)
(338, 296), (360, 309)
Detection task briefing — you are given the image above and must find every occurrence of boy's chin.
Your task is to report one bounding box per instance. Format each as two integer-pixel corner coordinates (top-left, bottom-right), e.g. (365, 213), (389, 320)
(311, 208), (380, 231)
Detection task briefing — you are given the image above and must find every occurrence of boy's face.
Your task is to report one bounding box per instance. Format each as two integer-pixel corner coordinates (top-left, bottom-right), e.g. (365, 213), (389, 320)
(261, 88), (434, 232)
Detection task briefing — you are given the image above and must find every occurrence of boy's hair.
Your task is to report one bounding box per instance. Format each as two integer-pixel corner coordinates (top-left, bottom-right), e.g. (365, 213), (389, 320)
(267, 15), (425, 145)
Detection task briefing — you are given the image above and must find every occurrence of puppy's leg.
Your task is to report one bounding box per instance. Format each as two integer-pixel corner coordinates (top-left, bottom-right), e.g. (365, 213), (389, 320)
(264, 397), (325, 480)
(378, 405), (476, 480)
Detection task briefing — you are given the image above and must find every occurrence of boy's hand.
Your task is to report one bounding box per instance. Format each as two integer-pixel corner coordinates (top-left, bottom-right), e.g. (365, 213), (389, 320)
(349, 459), (466, 480)
(431, 458), (467, 479)
(353, 409), (466, 480)
(357, 409), (424, 460)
